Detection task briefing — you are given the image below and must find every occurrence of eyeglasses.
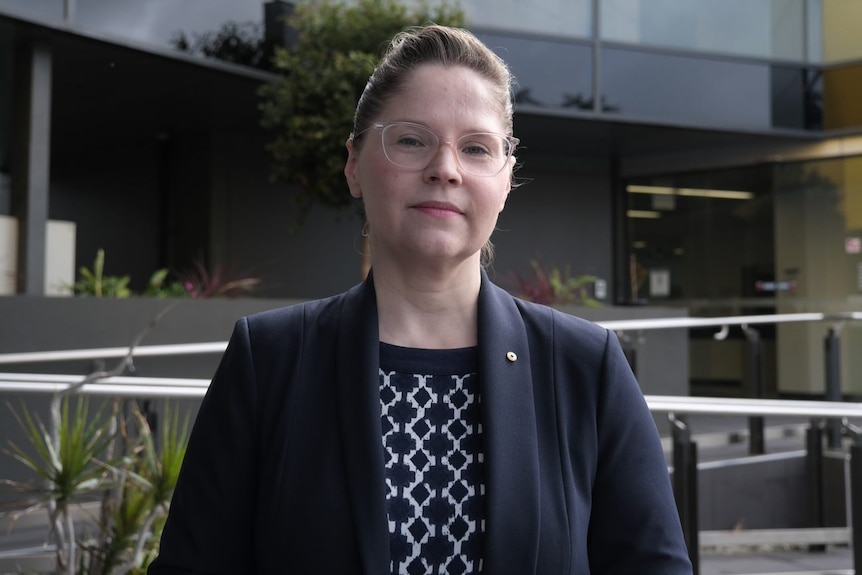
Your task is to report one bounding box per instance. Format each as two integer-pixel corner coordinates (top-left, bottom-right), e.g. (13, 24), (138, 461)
(352, 122), (519, 177)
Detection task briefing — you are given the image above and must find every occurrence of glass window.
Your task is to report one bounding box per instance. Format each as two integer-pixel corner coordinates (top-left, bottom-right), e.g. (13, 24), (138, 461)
(476, 31), (593, 112)
(774, 156), (862, 307)
(77, 0), (260, 49)
(624, 165), (775, 310)
(772, 155), (862, 394)
(601, 47), (772, 130)
(601, 0), (811, 63)
(771, 66), (823, 130)
(467, 0), (591, 40)
(0, 0), (63, 23)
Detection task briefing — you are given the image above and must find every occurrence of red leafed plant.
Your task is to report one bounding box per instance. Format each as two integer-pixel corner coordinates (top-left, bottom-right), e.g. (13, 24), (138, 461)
(509, 259), (601, 307)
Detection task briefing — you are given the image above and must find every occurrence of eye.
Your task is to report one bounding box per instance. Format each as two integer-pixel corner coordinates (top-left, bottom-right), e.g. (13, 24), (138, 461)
(394, 134), (427, 149)
(386, 124), (435, 152)
(461, 142), (492, 157)
(460, 134), (502, 159)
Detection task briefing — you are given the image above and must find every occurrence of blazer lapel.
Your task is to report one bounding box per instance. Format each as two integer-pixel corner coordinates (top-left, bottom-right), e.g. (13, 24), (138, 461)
(478, 273), (541, 573)
(335, 276), (390, 574)
(332, 272), (542, 574)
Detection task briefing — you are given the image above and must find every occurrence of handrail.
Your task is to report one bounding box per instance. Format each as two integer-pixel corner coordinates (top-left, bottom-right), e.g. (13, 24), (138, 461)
(599, 311), (862, 332)
(1, 311), (861, 366)
(0, 373), (211, 398)
(0, 342), (229, 365)
(646, 395), (862, 418)
(3, 372), (862, 420)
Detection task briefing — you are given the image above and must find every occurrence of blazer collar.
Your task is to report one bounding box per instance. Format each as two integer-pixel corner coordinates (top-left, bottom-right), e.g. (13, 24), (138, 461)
(477, 271), (541, 573)
(335, 270), (540, 574)
(335, 274), (390, 574)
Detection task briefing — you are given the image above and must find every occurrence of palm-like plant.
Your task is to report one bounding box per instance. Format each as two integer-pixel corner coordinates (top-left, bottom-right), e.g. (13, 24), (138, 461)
(3, 399), (190, 574)
(5, 397), (116, 573)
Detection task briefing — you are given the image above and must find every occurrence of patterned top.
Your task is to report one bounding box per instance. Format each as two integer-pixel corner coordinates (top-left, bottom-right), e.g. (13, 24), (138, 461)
(379, 342), (486, 575)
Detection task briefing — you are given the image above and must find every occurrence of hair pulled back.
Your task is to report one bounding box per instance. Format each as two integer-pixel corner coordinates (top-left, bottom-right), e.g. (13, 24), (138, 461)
(351, 25), (515, 145)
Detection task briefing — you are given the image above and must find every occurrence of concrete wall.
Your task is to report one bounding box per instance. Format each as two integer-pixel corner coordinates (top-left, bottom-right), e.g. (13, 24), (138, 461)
(693, 450), (847, 531)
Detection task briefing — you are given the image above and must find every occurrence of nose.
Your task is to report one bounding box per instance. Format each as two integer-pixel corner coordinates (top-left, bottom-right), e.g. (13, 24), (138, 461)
(423, 140), (463, 184)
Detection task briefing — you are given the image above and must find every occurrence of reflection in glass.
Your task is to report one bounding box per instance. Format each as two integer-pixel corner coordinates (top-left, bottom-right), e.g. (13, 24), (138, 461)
(771, 66), (822, 130)
(466, 0), (591, 40)
(475, 31), (592, 112)
(0, 0), (63, 23)
(75, 0), (261, 49)
(600, 0), (810, 63)
(625, 165), (774, 307)
(602, 48), (771, 129)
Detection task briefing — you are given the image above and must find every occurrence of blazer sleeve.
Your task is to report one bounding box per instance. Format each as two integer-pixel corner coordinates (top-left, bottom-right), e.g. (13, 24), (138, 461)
(587, 330), (692, 574)
(148, 318), (260, 575)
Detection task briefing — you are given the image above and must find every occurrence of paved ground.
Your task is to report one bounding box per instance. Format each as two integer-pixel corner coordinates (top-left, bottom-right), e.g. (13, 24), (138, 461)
(699, 545), (853, 574)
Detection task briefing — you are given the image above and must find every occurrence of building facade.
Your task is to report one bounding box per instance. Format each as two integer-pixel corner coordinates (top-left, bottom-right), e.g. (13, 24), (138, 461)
(2, 0), (862, 395)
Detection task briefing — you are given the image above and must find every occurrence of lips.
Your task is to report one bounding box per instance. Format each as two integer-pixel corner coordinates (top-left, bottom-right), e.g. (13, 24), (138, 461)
(412, 201), (463, 217)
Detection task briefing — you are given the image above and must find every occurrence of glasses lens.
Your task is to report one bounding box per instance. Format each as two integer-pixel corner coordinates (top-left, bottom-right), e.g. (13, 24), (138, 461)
(381, 124), (438, 170)
(456, 133), (512, 176)
(380, 123), (514, 176)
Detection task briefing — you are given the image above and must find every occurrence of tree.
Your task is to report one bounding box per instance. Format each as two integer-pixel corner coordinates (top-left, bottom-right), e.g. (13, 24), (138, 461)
(171, 22), (275, 71)
(258, 0), (465, 222)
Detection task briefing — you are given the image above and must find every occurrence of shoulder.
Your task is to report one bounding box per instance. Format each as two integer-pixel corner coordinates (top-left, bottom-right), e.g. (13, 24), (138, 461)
(506, 290), (611, 353)
(241, 282), (363, 343)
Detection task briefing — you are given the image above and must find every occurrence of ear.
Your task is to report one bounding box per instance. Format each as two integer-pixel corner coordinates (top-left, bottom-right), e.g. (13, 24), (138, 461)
(344, 138), (362, 199)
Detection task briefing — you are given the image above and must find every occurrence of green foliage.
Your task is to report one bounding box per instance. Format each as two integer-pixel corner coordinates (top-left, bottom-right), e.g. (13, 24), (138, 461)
(510, 260), (602, 307)
(259, 0), (465, 222)
(5, 398), (114, 508)
(71, 250), (262, 299)
(3, 398), (191, 574)
(72, 249), (132, 298)
(143, 268), (189, 298)
(171, 21), (273, 70)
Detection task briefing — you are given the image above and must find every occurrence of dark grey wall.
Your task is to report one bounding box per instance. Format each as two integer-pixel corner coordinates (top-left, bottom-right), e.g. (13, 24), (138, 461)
(491, 158), (615, 299)
(49, 133), (163, 292)
(211, 129), (364, 300)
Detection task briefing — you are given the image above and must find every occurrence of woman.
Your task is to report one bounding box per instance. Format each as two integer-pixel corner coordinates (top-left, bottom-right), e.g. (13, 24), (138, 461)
(149, 25), (692, 575)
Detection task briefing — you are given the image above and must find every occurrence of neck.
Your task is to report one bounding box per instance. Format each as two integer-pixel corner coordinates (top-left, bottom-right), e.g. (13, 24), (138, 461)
(372, 259), (482, 349)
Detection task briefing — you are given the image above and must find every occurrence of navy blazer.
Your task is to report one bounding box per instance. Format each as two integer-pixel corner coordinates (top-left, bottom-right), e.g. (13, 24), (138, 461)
(149, 273), (691, 574)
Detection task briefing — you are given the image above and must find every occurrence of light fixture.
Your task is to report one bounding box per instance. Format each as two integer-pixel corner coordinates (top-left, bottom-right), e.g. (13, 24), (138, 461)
(626, 184), (753, 200)
(627, 209), (662, 219)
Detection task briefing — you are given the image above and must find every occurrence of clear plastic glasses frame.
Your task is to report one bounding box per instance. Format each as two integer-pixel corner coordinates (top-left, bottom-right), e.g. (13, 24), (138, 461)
(352, 122), (519, 177)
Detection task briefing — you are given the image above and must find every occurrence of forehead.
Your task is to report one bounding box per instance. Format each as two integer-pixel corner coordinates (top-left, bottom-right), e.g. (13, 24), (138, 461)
(380, 64), (508, 132)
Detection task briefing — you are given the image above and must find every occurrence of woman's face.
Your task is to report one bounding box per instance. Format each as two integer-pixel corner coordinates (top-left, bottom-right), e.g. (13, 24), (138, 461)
(345, 64), (513, 271)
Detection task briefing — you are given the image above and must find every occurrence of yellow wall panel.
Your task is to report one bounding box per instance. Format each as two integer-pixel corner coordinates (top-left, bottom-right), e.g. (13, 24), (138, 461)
(823, 0), (862, 63)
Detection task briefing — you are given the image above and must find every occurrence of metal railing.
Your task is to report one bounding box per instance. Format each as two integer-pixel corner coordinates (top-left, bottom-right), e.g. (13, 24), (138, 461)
(2, 310), (862, 573)
(648, 396), (862, 574)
